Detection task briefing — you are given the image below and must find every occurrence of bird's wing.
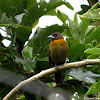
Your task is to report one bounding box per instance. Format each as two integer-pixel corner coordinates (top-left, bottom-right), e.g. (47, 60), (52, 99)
(49, 51), (52, 66)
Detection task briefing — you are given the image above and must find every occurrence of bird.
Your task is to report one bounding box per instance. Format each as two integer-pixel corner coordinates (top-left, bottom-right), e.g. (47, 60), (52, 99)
(48, 32), (69, 84)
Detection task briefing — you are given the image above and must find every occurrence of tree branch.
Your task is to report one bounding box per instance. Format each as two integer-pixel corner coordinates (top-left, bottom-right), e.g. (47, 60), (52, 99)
(3, 59), (100, 100)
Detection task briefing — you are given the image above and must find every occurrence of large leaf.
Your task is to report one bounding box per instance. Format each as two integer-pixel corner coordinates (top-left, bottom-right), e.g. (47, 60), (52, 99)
(64, 2), (74, 10)
(69, 41), (85, 61)
(85, 81), (100, 95)
(85, 25), (96, 37)
(80, 2), (100, 20)
(21, 0), (73, 28)
(85, 26), (100, 43)
(8, 25), (32, 44)
(87, 54), (100, 59)
(79, 20), (90, 42)
(57, 10), (68, 25)
(0, 13), (14, 25)
(68, 18), (79, 41)
(87, 2), (100, 12)
(15, 56), (36, 72)
(74, 13), (78, 25)
(26, 0), (37, 10)
(84, 48), (100, 55)
(22, 46), (33, 59)
(80, 8), (100, 21)
(0, 0), (24, 17)
(69, 68), (100, 83)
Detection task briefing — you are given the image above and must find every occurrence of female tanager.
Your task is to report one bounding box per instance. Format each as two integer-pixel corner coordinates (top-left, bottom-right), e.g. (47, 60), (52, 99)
(48, 32), (69, 84)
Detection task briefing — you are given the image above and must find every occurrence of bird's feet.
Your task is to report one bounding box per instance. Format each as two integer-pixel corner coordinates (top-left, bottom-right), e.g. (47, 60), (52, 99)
(55, 65), (59, 69)
(55, 64), (64, 70)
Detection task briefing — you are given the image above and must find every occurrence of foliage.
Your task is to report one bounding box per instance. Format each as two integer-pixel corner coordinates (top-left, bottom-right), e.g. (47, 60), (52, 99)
(0, 0), (100, 99)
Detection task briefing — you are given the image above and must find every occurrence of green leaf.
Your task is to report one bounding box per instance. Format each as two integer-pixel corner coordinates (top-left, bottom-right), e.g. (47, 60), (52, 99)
(15, 56), (36, 72)
(84, 48), (100, 55)
(0, 0), (24, 17)
(26, 0), (37, 10)
(47, 83), (53, 87)
(69, 41), (85, 61)
(79, 20), (90, 42)
(8, 25), (32, 44)
(86, 65), (100, 74)
(68, 18), (79, 41)
(85, 26), (100, 43)
(85, 25), (96, 36)
(74, 13), (78, 25)
(87, 54), (99, 59)
(57, 10), (68, 24)
(80, 2), (100, 20)
(64, 75), (69, 81)
(85, 81), (100, 95)
(18, 94), (25, 100)
(0, 13), (14, 25)
(46, 9), (56, 16)
(85, 43), (94, 49)
(64, 2), (74, 10)
(69, 68), (100, 83)
(88, 2), (100, 12)
(21, 0), (69, 28)
(62, 27), (71, 38)
(22, 46), (33, 59)
(35, 56), (49, 62)
(80, 8), (100, 21)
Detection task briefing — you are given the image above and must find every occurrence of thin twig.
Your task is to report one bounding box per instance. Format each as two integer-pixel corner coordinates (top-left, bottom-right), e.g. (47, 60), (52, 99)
(3, 59), (100, 100)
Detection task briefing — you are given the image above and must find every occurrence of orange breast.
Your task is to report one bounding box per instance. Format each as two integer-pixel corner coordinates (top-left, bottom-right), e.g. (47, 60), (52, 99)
(49, 39), (69, 65)
(51, 39), (67, 46)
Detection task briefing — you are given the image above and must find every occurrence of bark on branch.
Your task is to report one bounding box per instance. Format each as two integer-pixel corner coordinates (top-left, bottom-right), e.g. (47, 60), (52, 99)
(3, 59), (100, 100)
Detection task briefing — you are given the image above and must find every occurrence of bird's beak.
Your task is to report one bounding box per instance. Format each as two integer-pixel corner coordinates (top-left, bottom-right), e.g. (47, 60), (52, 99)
(48, 35), (54, 39)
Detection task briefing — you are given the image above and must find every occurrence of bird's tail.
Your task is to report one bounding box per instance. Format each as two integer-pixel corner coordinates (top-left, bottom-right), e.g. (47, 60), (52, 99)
(55, 70), (64, 84)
